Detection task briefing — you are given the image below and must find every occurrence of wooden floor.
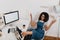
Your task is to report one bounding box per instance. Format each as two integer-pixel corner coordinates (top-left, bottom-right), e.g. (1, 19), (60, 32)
(44, 36), (60, 40)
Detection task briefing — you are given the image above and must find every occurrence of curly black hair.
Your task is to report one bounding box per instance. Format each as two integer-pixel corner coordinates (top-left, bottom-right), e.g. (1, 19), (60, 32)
(38, 12), (49, 22)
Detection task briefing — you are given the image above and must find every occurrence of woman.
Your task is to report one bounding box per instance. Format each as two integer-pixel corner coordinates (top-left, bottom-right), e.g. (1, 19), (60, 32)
(22, 12), (56, 40)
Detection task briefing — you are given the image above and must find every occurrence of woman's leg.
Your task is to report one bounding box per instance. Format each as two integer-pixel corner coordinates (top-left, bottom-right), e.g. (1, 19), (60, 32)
(24, 28), (33, 40)
(24, 35), (32, 40)
(31, 39), (41, 40)
(34, 39), (41, 40)
(22, 31), (32, 37)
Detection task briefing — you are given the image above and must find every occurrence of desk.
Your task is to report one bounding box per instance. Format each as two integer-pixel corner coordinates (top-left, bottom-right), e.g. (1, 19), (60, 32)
(0, 19), (30, 40)
(0, 26), (17, 40)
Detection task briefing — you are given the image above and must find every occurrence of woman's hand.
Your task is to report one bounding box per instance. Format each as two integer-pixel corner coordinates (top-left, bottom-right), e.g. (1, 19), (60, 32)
(30, 13), (32, 21)
(50, 15), (56, 24)
(50, 15), (55, 19)
(51, 15), (56, 23)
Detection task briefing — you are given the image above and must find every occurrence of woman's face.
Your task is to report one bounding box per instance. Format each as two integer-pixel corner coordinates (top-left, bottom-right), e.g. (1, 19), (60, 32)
(41, 14), (45, 21)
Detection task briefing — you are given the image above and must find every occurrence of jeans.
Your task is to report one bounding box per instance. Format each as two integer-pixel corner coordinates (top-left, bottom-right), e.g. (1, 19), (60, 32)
(31, 39), (41, 40)
(24, 28), (42, 40)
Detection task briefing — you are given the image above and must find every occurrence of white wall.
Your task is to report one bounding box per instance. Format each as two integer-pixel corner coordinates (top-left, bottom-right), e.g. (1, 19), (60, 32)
(0, 0), (59, 37)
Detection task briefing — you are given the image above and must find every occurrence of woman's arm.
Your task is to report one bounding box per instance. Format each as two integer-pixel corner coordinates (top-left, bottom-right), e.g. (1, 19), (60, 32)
(45, 15), (56, 31)
(30, 13), (36, 27)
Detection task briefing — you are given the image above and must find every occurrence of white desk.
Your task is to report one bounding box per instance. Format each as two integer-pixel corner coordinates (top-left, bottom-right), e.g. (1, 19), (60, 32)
(0, 26), (17, 40)
(0, 19), (30, 40)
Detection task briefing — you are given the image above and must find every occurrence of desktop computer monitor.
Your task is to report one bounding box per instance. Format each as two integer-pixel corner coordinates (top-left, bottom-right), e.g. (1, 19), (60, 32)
(3, 11), (19, 25)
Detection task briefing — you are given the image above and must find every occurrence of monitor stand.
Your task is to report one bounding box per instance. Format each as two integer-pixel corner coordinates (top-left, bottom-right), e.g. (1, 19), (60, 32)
(6, 22), (16, 27)
(9, 23), (14, 27)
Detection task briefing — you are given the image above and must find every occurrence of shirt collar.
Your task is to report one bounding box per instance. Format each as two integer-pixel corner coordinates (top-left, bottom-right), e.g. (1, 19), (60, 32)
(39, 20), (44, 23)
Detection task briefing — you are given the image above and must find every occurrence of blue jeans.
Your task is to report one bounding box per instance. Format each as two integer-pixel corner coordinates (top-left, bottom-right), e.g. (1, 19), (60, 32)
(31, 39), (41, 40)
(24, 28), (41, 40)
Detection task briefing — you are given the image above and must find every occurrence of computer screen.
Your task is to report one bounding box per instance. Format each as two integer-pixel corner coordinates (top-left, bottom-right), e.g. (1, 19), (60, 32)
(3, 11), (19, 25)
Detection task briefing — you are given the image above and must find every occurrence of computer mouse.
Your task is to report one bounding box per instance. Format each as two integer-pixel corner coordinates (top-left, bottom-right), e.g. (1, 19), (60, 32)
(8, 29), (10, 33)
